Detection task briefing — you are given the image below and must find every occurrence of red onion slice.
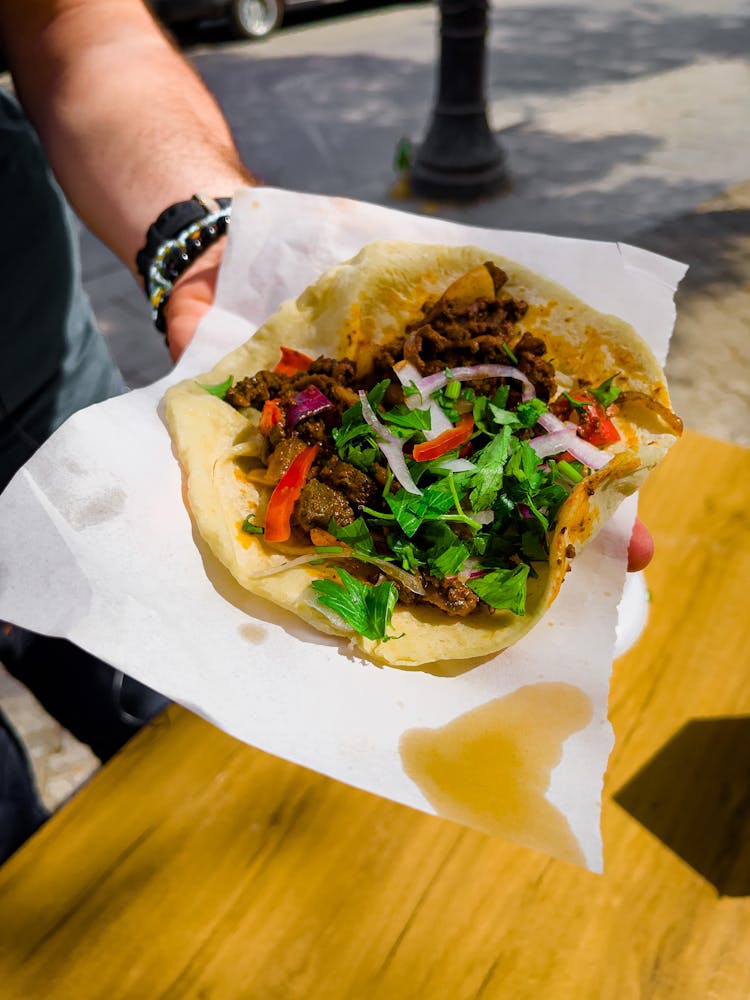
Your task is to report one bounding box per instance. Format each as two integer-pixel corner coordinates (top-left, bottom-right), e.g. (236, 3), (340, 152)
(286, 385), (334, 429)
(528, 429), (580, 459)
(394, 360), (453, 438)
(450, 558), (490, 582)
(537, 410), (567, 433)
(356, 553), (425, 595)
(397, 363), (536, 409)
(534, 409), (611, 470)
(529, 426), (611, 470)
(474, 509), (495, 525)
(561, 437), (611, 470)
(359, 390), (422, 495)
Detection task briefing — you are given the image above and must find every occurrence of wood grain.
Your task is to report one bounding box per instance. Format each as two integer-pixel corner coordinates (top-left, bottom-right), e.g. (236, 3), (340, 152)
(1, 430), (749, 999)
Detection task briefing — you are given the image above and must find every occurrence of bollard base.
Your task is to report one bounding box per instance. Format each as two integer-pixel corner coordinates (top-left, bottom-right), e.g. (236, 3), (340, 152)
(408, 157), (511, 202)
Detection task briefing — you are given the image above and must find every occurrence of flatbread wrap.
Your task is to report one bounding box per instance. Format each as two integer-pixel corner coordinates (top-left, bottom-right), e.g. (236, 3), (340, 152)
(164, 241), (681, 666)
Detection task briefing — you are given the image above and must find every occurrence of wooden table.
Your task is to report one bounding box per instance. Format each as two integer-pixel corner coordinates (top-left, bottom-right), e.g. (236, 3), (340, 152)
(1, 430), (749, 999)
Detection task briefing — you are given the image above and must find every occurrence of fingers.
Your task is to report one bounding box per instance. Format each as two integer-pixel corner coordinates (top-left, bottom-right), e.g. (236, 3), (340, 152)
(627, 517), (654, 573)
(164, 297), (211, 361)
(163, 238), (226, 361)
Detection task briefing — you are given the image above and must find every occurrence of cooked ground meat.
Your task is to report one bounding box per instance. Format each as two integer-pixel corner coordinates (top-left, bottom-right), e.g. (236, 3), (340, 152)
(226, 369), (359, 416)
(484, 260), (510, 294)
(266, 437), (309, 482)
(292, 479), (355, 533)
(549, 395), (574, 421)
(294, 415), (333, 449)
(514, 332), (556, 401)
(402, 295), (529, 376)
(317, 455), (378, 509)
(367, 338), (407, 383)
(420, 576), (479, 617)
(307, 356), (357, 382)
(225, 370), (286, 409)
(392, 573), (478, 617)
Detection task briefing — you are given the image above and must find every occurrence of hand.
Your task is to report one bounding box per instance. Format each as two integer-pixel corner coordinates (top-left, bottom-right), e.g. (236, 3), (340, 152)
(628, 518), (654, 572)
(163, 238), (227, 361)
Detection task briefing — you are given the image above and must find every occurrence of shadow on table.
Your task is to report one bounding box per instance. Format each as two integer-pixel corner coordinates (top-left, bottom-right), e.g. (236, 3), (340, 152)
(614, 716), (750, 897)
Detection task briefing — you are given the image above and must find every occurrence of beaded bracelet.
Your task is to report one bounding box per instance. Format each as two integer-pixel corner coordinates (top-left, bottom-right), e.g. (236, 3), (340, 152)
(141, 200), (231, 334)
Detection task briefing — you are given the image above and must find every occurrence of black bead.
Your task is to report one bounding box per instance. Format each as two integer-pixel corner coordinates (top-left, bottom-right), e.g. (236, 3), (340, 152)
(163, 249), (190, 281)
(186, 236), (203, 256)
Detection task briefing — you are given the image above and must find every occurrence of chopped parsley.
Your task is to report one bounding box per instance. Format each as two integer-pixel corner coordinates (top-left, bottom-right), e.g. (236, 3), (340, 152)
(311, 569), (398, 642)
(382, 405), (432, 434)
(241, 513), (263, 535)
(385, 484), (456, 537)
(198, 375), (233, 399)
(469, 425), (513, 511)
(466, 565), (530, 615)
(327, 517), (376, 555)
(589, 373), (622, 408)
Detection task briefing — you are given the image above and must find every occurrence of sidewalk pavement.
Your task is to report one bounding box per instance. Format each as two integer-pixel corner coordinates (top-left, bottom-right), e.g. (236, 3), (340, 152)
(6, 0), (750, 812)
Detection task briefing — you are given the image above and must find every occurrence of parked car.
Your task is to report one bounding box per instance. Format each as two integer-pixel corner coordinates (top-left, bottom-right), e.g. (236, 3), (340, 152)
(150, 0), (347, 40)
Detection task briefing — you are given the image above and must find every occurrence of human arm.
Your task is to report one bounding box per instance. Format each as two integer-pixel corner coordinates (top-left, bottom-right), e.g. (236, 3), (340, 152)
(0, 0), (255, 277)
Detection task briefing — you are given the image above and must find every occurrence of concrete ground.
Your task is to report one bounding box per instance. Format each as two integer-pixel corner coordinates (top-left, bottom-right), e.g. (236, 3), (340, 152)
(2, 0), (749, 811)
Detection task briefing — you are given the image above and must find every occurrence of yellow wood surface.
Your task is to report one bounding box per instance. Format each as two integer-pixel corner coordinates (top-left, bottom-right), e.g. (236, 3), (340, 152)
(1, 430), (749, 999)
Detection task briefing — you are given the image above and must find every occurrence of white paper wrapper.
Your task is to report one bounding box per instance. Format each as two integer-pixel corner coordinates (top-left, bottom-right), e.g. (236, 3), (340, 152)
(0, 188), (686, 871)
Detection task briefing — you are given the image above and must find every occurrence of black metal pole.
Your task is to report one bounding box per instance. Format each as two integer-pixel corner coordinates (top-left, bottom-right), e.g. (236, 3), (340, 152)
(409, 0), (509, 200)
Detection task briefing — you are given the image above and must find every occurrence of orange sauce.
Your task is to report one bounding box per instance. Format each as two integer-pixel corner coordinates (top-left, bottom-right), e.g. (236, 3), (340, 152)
(400, 683), (593, 866)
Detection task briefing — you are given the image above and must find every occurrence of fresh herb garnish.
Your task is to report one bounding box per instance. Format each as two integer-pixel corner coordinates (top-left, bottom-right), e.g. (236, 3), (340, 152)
(431, 543), (470, 578)
(564, 376), (621, 411)
(241, 513), (264, 534)
(445, 473), (482, 531)
(327, 517), (376, 555)
(198, 375), (233, 399)
(444, 378), (462, 401)
(382, 404), (432, 433)
(387, 534), (425, 572)
(589, 373), (622, 408)
(466, 564), (530, 615)
(555, 459), (584, 484)
(385, 484), (456, 537)
(501, 342), (518, 364)
(469, 425), (512, 511)
(311, 569), (398, 641)
(491, 385), (510, 409)
(515, 398), (548, 427)
(341, 442), (379, 473)
(435, 386), (460, 423)
(563, 391), (587, 412)
(333, 380), (393, 466)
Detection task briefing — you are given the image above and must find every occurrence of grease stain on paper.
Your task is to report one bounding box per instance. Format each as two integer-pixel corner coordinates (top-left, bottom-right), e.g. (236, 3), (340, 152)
(399, 683), (593, 866)
(239, 622), (268, 644)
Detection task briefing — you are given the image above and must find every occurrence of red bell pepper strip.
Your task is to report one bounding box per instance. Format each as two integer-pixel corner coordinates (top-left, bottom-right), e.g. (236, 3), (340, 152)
(264, 444), (319, 543)
(259, 398), (283, 436)
(569, 394), (620, 446)
(412, 414), (475, 463)
(273, 346), (314, 376)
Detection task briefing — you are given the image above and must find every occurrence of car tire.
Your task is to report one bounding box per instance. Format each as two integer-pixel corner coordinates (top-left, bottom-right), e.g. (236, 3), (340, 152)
(229, 0), (283, 39)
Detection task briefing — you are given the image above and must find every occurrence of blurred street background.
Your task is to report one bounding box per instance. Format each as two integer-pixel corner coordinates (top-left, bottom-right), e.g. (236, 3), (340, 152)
(2, 0), (749, 809)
